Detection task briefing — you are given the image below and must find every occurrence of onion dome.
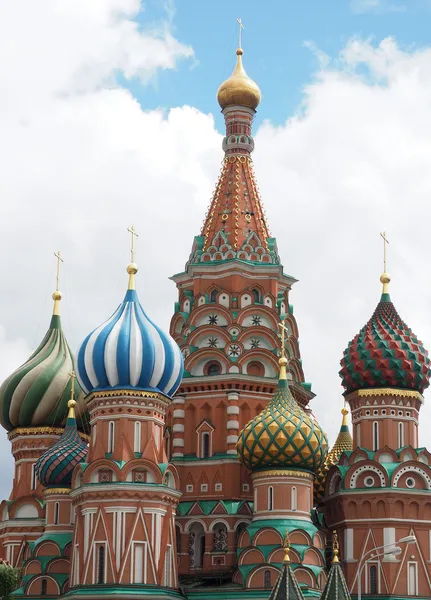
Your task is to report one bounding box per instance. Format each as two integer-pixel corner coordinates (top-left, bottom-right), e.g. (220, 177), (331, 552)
(35, 395), (87, 488)
(0, 286), (79, 432)
(269, 532), (305, 600)
(314, 408), (353, 503)
(321, 532), (351, 600)
(77, 254), (183, 397)
(236, 357), (328, 472)
(340, 273), (430, 394)
(217, 48), (261, 110)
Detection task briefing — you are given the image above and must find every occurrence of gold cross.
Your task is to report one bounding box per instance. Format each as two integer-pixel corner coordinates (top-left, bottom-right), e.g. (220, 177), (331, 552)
(283, 530), (291, 564)
(237, 17), (244, 48)
(127, 225), (139, 263)
(278, 319), (289, 360)
(380, 231), (389, 272)
(54, 250), (64, 291)
(69, 370), (76, 401)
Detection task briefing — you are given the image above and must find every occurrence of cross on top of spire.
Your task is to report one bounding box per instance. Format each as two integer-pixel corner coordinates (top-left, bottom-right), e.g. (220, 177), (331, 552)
(236, 17), (244, 48)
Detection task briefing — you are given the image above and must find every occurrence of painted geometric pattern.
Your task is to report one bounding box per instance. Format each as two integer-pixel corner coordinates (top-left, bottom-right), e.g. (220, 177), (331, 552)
(320, 562), (351, 600)
(314, 423), (353, 504)
(340, 296), (430, 394)
(35, 414), (87, 487)
(268, 562), (305, 600)
(0, 314), (78, 431)
(237, 379), (328, 472)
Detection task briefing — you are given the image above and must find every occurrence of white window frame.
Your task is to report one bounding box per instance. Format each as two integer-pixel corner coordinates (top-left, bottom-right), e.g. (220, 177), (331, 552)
(268, 486), (274, 511)
(108, 421), (115, 454)
(134, 421), (141, 454)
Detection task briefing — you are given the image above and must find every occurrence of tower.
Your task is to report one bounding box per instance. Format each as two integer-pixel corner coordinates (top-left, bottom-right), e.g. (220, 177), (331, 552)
(0, 256), (87, 568)
(168, 43), (314, 583)
(69, 234), (184, 597)
(234, 350), (328, 592)
(324, 270), (431, 598)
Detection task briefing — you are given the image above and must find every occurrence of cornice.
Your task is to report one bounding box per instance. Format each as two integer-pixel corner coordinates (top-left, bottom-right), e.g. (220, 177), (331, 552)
(346, 388), (424, 401)
(252, 469), (313, 480)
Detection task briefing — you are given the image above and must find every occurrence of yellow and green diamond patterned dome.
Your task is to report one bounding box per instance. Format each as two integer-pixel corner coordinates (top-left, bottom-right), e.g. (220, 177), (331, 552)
(237, 358), (328, 472)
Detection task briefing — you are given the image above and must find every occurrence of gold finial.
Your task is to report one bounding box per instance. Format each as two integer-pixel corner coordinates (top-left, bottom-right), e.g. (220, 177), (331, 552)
(332, 530), (340, 563)
(127, 225), (139, 290)
(52, 251), (64, 315)
(380, 232), (390, 294)
(283, 530), (291, 564)
(277, 319), (289, 380)
(341, 406), (349, 426)
(67, 371), (77, 418)
(236, 17), (244, 49)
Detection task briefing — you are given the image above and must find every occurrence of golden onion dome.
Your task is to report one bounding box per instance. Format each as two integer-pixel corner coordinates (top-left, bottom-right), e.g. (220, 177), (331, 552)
(236, 358), (328, 472)
(217, 48), (261, 111)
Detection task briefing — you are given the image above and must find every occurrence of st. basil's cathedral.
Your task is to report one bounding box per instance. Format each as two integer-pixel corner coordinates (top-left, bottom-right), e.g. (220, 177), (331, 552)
(0, 37), (430, 600)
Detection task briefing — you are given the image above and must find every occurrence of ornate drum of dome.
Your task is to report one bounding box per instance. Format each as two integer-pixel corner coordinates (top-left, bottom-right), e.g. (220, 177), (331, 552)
(340, 275), (430, 394)
(217, 48), (261, 110)
(35, 400), (87, 488)
(77, 266), (183, 398)
(237, 370), (328, 472)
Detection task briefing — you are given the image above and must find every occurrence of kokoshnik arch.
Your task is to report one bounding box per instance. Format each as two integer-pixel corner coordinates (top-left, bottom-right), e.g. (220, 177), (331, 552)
(0, 28), (430, 600)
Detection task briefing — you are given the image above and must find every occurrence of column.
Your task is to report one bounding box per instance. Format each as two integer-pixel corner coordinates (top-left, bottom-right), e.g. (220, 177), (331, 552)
(226, 392), (240, 454)
(172, 396), (186, 458)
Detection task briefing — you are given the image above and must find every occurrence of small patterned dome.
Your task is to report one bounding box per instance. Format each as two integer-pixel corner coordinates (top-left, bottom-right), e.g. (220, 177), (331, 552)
(340, 274), (430, 394)
(217, 48), (261, 110)
(0, 302), (80, 432)
(237, 359), (328, 472)
(77, 264), (183, 397)
(35, 399), (87, 488)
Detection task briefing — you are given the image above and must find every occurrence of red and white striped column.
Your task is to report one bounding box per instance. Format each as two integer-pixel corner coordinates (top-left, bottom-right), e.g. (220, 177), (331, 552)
(172, 395), (186, 457)
(226, 392), (240, 454)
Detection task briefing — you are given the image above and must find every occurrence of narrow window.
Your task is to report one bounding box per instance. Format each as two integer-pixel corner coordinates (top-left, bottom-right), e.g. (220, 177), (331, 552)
(31, 463), (37, 491)
(252, 289), (260, 303)
(97, 545), (105, 584)
(54, 502), (59, 525)
(134, 421), (141, 453)
(291, 487), (297, 511)
(356, 423), (361, 447)
(398, 422), (404, 448)
(210, 290), (217, 303)
(202, 432), (210, 458)
(41, 578), (47, 596)
(268, 486), (274, 511)
(408, 562), (418, 595)
(134, 544), (145, 584)
(108, 421), (115, 454)
(164, 545), (172, 587)
(264, 570), (271, 589)
(369, 565), (377, 594)
(373, 422), (379, 451)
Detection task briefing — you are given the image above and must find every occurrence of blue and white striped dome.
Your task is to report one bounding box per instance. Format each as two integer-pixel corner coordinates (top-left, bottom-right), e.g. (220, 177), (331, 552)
(76, 288), (183, 397)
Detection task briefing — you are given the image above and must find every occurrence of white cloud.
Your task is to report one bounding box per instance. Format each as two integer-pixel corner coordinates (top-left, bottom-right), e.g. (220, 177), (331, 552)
(1, 2), (431, 500)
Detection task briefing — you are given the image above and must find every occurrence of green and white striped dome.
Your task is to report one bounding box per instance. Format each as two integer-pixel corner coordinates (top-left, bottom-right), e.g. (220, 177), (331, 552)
(0, 308), (80, 431)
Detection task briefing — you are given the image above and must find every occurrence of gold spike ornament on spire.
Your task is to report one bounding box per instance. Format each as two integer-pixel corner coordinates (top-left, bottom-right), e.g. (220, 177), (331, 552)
(217, 22), (261, 111)
(52, 250), (64, 315)
(67, 370), (77, 418)
(278, 319), (289, 380)
(283, 530), (291, 564)
(332, 530), (340, 564)
(127, 225), (139, 290)
(380, 231), (390, 295)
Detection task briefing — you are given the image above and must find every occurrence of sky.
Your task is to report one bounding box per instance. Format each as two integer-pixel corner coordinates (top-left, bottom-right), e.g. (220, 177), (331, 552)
(1, 0), (431, 496)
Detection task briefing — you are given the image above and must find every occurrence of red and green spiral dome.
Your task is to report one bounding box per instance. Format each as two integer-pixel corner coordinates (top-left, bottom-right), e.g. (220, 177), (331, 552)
(340, 274), (430, 394)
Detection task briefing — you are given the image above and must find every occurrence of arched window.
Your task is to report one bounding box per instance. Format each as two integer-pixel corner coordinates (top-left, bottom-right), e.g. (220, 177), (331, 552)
(246, 361), (265, 377)
(369, 565), (377, 594)
(202, 432), (210, 458)
(31, 463), (37, 491)
(108, 421), (115, 454)
(291, 487), (297, 511)
(134, 421), (141, 454)
(97, 545), (105, 584)
(268, 486), (274, 511)
(264, 570), (271, 589)
(252, 289), (260, 303)
(212, 523), (228, 552)
(210, 290), (217, 303)
(207, 362), (221, 376)
(54, 502), (59, 525)
(41, 579), (47, 596)
(398, 422), (404, 448)
(373, 422), (379, 451)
